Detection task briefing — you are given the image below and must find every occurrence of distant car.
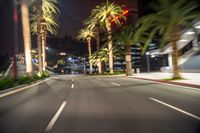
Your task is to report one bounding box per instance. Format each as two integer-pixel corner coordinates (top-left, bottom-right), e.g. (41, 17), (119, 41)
(54, 67), (65, 74)
(54, 67), (72, 74)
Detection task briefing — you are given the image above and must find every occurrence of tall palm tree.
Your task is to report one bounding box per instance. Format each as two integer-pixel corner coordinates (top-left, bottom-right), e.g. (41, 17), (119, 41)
(21, 0), (33, 76)
(91, 0), (125, 74)
(30, 0), (59, 71)
(135, 0), (200, 79)
(84, 16), (105, 74)
(77, 28), (96, 74)
(36, 0), (42, 72)
(113, 26), (138, 76)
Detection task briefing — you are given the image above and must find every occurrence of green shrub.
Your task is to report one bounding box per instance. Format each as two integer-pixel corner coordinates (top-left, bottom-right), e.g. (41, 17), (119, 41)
(16, 75), (33, 85)
(36, 71), (49, 79)
(104, 70), (125, 75)
(0, 72), (50, 91)
(0, 78), (15, 91)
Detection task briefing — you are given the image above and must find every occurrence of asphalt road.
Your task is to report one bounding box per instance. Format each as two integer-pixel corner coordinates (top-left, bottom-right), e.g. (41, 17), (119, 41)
(0, 75), (199, 133)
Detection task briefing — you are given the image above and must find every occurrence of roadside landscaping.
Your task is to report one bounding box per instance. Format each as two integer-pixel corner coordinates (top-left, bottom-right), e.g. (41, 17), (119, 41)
(89, 70), (125, 76)
(0, 72), (49, 91)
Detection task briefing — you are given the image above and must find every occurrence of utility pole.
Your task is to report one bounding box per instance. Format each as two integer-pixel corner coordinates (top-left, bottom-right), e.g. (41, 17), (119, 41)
(83, 58), (86, 75)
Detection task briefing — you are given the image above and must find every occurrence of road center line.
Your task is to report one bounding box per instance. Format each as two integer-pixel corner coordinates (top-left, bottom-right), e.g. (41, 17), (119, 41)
(71, 84), (74, 88)
(149, 97), (200, 120)
(45, 101), (67, 132)
(72, 79), (74, 82)
(111, 82), (121, 86)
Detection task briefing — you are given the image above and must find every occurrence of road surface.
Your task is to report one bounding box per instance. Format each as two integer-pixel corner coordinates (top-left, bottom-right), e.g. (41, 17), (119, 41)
(0, 75), (199, 133)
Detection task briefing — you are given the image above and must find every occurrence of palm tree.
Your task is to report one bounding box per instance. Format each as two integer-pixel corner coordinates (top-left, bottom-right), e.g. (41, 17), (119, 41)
(91, 0), (125, 74)
(36, 0), (42, 72)
(77, 28), (96, 74)
(113, 26), (138, 76)
(30, 0), (59, 71)
(90, 47), (123, 72)
(135, 0), (200, 79)
(84, 17), (104, 74)
(21, 0), (33, 76)
(90, 48), (108, 72)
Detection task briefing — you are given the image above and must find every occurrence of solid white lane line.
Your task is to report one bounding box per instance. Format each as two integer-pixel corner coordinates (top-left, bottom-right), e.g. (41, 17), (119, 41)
(149, 97), (200, 120)
(130, 78), (200, 91)
(111, 82), (121, 86)
(52, 77), (59, 79)
(45, 101), (67, 132)
(72, 79), (74, 82)
(71, 84), (74, 88)
(0, 78), (51, 98)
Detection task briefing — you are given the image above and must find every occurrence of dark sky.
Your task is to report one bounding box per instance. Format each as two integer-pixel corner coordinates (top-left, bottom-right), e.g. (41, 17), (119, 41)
(57, 0), (138, 37)
(0, 0), (138, 55)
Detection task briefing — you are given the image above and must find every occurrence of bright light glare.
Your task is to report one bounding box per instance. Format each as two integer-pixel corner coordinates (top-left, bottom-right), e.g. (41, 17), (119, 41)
(68, 57), (72, 61)
(185, 31), (195, 35)
(179, 39), (188, 42)
(195, 25), (200, 29)
(151, 55), (155, 58)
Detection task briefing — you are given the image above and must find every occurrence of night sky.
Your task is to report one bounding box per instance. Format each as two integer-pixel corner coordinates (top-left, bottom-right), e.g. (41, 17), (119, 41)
(57, 0), (138, 37)
(0, 0), (138, 55)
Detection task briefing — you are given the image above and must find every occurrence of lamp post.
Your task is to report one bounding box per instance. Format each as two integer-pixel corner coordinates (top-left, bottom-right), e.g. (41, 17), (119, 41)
(146, 52), (150, 73)
(81, 58), (86, 75)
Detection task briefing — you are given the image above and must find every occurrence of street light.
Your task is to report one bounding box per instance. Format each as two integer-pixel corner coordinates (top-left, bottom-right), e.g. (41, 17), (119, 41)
(68, 57), (72, 61)
(81, 57), (86, 75)
(146, 52), (150, 73)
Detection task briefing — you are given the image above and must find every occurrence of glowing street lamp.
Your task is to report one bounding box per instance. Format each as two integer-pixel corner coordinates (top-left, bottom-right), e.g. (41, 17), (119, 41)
(146, 52), (150, 72)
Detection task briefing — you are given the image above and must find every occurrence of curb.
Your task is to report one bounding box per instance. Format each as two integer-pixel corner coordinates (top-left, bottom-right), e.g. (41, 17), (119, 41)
(0, 77), (51, 95)
(129, 77), (200, 89)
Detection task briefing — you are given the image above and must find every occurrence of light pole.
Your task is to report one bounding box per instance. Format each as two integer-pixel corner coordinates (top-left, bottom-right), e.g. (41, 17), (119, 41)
(68, 57), (74, 74)
(146, 52), (150, 73)
(81, 58), (86, 75)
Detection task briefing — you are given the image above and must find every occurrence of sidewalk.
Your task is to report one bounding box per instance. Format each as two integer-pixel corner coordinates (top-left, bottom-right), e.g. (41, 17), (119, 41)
(130, 72), (200, 88)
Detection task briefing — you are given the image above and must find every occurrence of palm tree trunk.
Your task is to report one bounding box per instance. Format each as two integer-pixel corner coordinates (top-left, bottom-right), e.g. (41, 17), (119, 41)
(125, 45), (132, 76)
(106, 21), (114, 74)
(88, 37), (93, 74)
(42, 30), (47, 71)
(96, 26), (102, 74)
(36, 0), (43, 72)
(172, 41), (181, 79)
(13, 0), (18, 80)
(21, 0), (33, 76)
